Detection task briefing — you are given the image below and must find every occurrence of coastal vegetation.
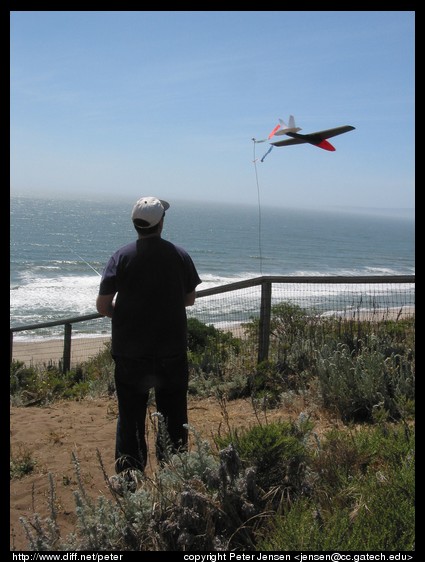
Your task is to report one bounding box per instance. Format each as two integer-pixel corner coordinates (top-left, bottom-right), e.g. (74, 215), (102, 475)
(10, 303), (415, 551)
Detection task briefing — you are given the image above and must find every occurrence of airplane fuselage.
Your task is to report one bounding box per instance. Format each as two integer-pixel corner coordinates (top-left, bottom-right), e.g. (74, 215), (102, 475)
(271, 125), (355, 151)
(285, 132), (336, 151)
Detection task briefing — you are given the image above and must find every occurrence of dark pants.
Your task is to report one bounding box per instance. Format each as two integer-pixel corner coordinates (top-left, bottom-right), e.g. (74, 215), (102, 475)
(113, 354), (189, 473)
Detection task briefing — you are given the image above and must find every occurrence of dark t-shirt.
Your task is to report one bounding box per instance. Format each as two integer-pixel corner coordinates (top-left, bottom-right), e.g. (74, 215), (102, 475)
(99, 236), (202, 358)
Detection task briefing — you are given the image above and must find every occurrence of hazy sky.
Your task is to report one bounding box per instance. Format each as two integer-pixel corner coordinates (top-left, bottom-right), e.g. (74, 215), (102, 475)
(10, 11), (415, 211)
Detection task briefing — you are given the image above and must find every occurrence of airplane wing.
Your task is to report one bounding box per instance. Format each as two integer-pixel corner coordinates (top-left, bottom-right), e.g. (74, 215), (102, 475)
(304, 125), (355, 141)
(271, 125), (355, 147)
(270, 137), (307, 147)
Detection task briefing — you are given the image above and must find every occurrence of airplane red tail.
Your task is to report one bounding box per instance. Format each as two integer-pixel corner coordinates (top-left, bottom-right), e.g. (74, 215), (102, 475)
(317, 139), (336, 151)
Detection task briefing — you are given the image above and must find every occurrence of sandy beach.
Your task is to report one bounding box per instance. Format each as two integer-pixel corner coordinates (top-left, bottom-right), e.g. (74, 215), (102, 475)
(11, 336), (112, 368)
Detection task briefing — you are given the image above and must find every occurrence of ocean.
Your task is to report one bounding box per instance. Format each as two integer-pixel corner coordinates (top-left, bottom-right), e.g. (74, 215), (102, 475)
(10, 195), (415, 339)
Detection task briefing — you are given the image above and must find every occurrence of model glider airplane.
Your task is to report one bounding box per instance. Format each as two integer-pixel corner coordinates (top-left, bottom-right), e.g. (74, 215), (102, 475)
(253, 116), (355, 161)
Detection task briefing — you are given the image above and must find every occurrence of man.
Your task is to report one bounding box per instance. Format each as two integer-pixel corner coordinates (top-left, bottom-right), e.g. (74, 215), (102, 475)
(96, 196), (201, 487)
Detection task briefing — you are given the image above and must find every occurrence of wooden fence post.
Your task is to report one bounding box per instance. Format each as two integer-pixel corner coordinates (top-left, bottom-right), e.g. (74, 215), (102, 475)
(63, 323), (72, 373)
(258, 279), (272, 364)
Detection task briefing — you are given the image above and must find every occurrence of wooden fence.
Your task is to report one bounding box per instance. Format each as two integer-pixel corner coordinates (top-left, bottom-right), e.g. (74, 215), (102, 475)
(10, 275), (415, 372)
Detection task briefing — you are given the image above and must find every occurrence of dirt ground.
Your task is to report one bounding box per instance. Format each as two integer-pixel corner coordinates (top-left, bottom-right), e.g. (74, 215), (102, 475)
(10, 393), (339, 551)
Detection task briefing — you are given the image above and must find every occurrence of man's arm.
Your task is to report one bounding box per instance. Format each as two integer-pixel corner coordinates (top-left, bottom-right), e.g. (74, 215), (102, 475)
(185, 290), (196, 307)
(96, 294), (115, 318)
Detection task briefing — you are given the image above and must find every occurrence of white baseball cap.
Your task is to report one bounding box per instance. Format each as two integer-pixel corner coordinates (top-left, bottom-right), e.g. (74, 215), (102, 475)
(131, 196), (170, 228)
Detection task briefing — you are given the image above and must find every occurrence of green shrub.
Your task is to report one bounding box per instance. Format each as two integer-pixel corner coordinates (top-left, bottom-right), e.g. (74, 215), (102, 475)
(316, 344), (415, 422)
(10, 363), (90, 405)
(248, 360), (286, 408)
(10, 361), (39, 396)
(20, 432), (265, 551)
(215, 418), (312, 497)
(10, 444), (36, 479)
(258, 423), (415, 551)
(10, 342), (116, 405)
(187, 317), (241, 375)
(82, 340), (116, 397)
